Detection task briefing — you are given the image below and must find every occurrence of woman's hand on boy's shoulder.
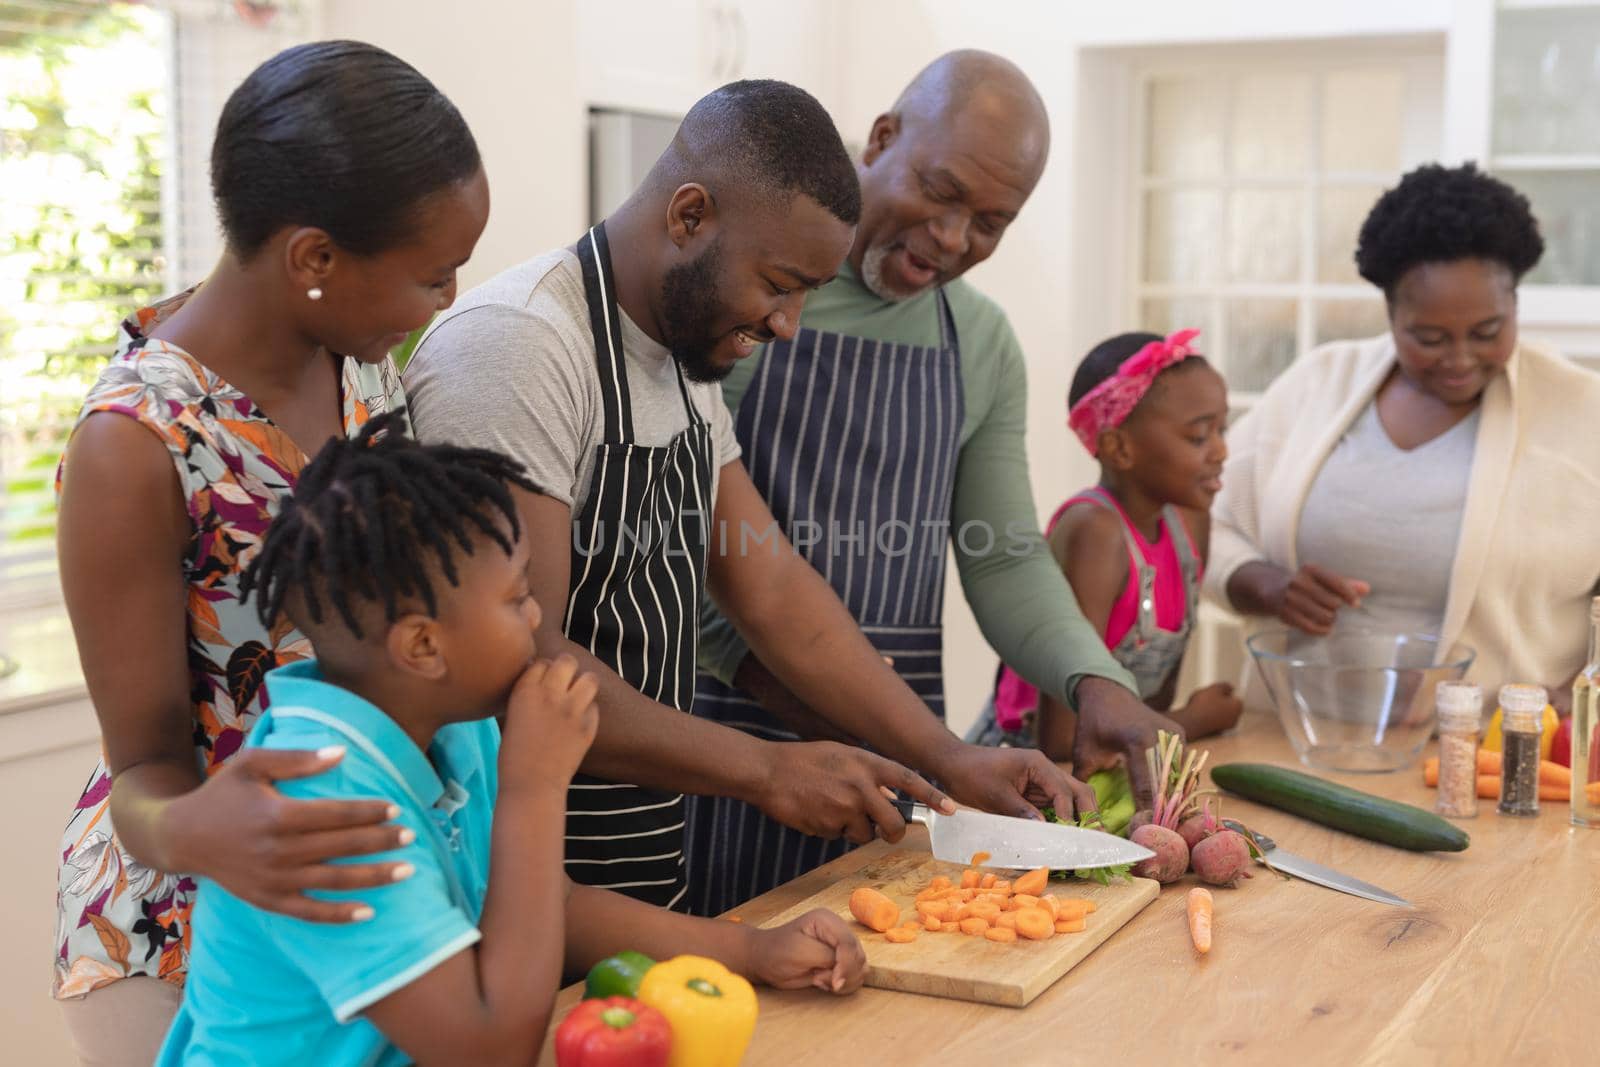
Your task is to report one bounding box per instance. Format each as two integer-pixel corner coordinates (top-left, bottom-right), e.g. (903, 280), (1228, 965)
(502, 654), (599, 788)
(747, 908), (867, 995)
(163, 746), (415, 923)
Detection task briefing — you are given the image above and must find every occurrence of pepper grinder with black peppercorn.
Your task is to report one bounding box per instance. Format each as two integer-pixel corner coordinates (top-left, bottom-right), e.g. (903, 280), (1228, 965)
(1497, 683), (1546, 818)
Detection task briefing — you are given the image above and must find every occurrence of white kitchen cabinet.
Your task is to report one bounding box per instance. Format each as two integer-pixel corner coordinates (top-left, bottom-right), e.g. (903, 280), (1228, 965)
(576, 0), (841, 117)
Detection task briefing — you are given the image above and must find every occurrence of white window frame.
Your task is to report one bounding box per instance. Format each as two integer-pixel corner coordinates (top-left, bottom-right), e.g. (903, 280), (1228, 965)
(0, 0), (321, 617)
(1127, 50), (1446, 413)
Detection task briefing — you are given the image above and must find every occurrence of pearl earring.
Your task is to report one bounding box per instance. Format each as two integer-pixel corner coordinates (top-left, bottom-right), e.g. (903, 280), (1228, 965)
(307, 287), (324, 301)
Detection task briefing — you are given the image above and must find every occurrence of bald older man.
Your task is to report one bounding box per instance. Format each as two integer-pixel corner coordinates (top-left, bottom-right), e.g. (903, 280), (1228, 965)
(688, 52), (1176, 915)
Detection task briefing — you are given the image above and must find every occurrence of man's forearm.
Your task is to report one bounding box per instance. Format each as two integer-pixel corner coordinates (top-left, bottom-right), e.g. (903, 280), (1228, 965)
(733, 655), (861, 745)
(551, 628), (771, 801)
(735, 556), (960, 775)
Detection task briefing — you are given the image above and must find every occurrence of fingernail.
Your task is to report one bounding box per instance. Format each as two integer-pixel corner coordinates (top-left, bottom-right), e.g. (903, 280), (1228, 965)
(396, 827), (416, 846)
(351, 906), (375, 922)
(385, 804), (402, 821)
(317, 745), (346, 761)
(391, 863), (415, 881)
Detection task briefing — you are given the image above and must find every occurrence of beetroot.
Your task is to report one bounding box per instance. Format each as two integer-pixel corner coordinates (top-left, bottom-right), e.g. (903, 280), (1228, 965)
(1192, 829), (1252, 886)
(1129, 809), (1155, 835)
(1130, 823), (1190, 883)
(1177, 812), (1216, 853)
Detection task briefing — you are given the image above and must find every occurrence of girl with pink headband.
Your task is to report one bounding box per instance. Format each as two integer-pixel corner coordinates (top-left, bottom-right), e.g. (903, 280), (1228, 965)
(967, 329), (1243, 755)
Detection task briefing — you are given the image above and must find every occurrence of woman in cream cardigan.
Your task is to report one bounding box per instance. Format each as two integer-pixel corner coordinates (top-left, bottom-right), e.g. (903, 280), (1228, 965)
(1208, 163), (1600, 714)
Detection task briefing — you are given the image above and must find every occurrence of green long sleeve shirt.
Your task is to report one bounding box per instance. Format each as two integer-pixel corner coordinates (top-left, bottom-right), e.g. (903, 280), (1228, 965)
(698, 261), (1137, 708)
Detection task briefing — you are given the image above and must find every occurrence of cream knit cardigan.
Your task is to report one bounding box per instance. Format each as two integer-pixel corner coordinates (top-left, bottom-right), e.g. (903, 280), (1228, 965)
(1207, 332), (1600, 700)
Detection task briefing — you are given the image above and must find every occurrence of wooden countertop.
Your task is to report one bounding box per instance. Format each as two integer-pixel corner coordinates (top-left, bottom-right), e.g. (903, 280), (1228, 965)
(541, 709), (1598, 1065)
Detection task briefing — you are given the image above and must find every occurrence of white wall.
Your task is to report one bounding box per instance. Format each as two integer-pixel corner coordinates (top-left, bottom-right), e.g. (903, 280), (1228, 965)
(323, 0), (588, 289)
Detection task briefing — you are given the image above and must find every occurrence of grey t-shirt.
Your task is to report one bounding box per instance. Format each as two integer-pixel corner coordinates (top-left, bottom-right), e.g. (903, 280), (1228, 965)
(1296, 400), (1479, 636)
(403, 249), (741, 513)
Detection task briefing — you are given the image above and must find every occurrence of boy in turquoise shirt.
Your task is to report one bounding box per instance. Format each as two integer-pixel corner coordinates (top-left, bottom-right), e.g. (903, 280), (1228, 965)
(158, 413), (866, 1066)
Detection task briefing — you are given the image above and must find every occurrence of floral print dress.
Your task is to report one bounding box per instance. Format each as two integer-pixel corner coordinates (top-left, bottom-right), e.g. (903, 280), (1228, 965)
(53, 294), (406, 999)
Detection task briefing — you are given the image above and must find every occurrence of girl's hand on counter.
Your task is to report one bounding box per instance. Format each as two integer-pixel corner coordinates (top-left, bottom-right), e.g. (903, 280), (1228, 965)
(161, 747), (412, 923)
(748, 908), (868, 994)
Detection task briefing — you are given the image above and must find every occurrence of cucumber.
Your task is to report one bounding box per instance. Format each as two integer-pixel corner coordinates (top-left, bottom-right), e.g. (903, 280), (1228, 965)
(1211, 763), (1469, 852)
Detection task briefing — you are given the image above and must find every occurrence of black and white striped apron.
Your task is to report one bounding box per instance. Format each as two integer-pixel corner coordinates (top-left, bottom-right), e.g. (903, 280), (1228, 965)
(562, 223), (713, 911)
(684, 291), (963, 916)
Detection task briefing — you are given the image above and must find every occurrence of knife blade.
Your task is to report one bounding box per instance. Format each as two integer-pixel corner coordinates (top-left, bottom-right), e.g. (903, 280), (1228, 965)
(1223, 820), (1411, 907)
(893, 799), (1154, 870)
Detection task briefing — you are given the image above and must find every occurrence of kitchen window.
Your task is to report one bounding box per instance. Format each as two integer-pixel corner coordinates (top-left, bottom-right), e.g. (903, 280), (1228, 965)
(0, 0), (314, 612)
(1130, 53), (1445, 411)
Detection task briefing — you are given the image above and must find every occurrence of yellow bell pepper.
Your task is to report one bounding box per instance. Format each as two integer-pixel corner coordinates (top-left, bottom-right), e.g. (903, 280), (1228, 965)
(636, 955), (758, 1067)
(1481, 703), (1560, 759)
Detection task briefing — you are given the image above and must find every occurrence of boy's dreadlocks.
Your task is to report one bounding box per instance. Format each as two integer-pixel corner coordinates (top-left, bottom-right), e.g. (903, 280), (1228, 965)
(240, 409), (539, 639)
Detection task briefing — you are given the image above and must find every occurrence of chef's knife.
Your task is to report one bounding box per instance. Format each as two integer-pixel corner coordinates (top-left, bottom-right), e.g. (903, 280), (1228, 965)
(1223, 819), (1411, 907)
(892, 799), (1154, 870)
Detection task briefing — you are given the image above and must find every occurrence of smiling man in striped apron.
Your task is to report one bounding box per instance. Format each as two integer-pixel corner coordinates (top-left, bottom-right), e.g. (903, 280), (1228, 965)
(687, 53), (1180, 915)
(407, 80), (1097, 912)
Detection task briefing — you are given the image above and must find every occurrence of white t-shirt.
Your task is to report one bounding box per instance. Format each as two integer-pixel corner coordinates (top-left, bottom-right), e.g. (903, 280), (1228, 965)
(403, 248), (741, 513)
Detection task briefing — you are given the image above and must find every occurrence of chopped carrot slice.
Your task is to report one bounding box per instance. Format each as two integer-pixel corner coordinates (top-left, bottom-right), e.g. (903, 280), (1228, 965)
(922, 914), (943, 932)
(1057, 897), (1096, 914)
(929, 875), (952, 891)
(992, 879), (1012, 894)
(979, 872), (998, 889)
(884, 926), (918, 943)
(1013, 867), (1050, 897)
(968, 902), (1001, 921)
(1014, 907), (1054, 941)
(970, 851), (992, 866)
(960, 869), (981, 889)
(1011, 894), (1041, 911)
(995, 912), (1019, 931)
(959, 916), (991, 936)
(1055, 916), (1087, 934)
(984, 926), (1018, 943)
(940, 920), (963, 932)
(1037, 895), (1060, 919)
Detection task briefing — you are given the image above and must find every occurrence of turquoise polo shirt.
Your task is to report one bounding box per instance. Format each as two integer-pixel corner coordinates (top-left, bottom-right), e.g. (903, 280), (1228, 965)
(156, 660), (500, 1067)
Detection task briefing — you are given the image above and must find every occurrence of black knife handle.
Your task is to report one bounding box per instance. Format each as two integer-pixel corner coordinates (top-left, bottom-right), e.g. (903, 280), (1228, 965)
(1223, 818), (1275, 851)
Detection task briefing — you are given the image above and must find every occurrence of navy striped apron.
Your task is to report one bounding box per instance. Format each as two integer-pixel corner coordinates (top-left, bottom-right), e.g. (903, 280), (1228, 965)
(685, 291), (963, 915)
(562, 223), (713, 911)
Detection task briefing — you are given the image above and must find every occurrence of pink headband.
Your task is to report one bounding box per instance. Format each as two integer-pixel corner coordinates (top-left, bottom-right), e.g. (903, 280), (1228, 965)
(1067, 328), (1202, 456)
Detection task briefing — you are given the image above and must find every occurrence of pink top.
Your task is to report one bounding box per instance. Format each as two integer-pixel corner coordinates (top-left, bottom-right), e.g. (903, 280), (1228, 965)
(994, 491), (1195, 731)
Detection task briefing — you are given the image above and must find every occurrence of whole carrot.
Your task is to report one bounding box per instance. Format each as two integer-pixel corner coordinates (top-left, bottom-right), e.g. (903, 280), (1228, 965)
(1188, 887), (1213, 955)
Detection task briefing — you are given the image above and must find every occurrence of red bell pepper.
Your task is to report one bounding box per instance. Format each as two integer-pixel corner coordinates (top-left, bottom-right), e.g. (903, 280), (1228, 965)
(554, 996), (672, 1067)
(1551, 716), (1572, 768)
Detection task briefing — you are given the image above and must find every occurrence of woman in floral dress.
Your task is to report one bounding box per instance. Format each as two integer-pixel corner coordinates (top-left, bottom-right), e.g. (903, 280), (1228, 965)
(52, 41), (489, 1064)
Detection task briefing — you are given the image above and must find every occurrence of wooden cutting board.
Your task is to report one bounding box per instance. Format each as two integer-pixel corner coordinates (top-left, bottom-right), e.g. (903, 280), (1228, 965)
(759, 849), (1159, 1008)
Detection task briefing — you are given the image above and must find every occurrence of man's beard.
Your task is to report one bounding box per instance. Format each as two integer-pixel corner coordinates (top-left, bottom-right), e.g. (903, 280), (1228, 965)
(860, 240), (930, 303)
(659, 238), (735, 384)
